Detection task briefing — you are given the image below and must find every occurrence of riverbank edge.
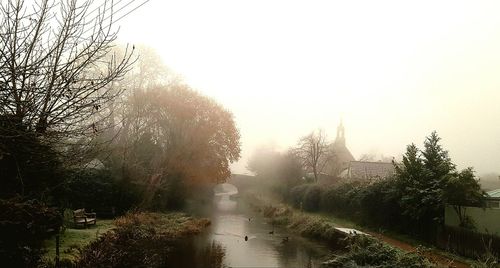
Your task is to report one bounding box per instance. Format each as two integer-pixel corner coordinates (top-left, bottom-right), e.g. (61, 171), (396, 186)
(41, 212), (211, 267)
(42, 219), (115, 263)
(243, 191), (476, 268)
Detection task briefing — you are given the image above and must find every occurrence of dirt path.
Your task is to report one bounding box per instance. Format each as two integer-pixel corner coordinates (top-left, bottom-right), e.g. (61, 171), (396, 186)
(366, 231), (470, 268)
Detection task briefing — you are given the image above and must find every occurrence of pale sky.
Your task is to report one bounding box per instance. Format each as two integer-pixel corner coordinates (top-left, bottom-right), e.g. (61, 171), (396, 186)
(115, 0), (500, 175)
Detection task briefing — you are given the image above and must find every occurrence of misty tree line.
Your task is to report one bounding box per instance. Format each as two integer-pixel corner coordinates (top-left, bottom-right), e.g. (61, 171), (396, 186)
(249, 131), (485, 242)
(0, 1), (240, 266)
(0, 0), (240, 206)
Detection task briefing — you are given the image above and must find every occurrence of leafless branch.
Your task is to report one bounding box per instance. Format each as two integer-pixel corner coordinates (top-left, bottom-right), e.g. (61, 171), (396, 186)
(0, 0), (135, 157)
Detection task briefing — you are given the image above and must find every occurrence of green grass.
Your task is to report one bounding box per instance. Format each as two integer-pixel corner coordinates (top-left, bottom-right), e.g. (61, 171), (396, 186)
(313, 211), (361, 229)
(41, 212), (211, 266)
(42, 219), (114, 263)
(245, 191), (478, 267)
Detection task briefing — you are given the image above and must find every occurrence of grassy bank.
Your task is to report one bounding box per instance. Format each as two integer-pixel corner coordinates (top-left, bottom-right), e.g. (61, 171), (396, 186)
(244, 191), (483, 268)
(245, 191), (360, 244)
(42, 219), (114, 263)
(41, 212), (210, 267)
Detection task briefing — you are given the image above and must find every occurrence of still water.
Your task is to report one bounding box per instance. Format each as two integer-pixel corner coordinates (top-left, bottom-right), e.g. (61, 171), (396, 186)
(167, 184), (330, 268)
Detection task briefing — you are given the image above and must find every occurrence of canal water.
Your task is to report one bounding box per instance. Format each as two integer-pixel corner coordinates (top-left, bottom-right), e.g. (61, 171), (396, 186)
(167, 184), (330, 268)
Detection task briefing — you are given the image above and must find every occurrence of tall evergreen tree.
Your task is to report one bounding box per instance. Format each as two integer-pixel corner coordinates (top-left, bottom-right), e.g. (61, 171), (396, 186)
(422, 131), (455, 183)
(395, 133), (457, 238)
(394, 131), (485, 239)
(395, 143), (430, 222)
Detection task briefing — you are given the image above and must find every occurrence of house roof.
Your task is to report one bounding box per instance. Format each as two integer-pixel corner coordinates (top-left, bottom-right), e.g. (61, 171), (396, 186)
(348, 161), (395, 179)
(486, 189), (500, 198)
(331, 142), (356, 163)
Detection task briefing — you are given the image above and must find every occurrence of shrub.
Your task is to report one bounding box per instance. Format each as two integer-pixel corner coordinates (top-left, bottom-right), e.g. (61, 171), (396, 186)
(0, 198), (62, 267)
(323, 236), (434, 268)
(289, 183), (325, 211)
(320, 181), (364, 216)
(56, 169), (141, 216)
(357, 178), (404, 228)
(0, 115), (64, 199)
(318, 179), (408, 228)
(289, 184), (309, 208)
(303, 184), (322, 211)
(151, 174), (186, 210)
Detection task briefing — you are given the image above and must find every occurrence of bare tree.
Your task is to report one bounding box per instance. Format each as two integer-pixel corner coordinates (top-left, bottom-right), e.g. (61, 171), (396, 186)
(294, 129), (331, 182)
(359, 153), (376, 162)
(0, 0), (134, 146)
(125, 45), (180, 90)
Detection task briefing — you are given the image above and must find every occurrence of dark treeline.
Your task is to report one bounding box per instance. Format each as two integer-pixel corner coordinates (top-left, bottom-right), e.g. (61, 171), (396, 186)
(249, 132), (485, 245)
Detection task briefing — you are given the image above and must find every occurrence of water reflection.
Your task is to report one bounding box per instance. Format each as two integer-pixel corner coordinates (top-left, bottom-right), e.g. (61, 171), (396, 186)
(171, 185), (328, 267)
(165, 238), (226, 268)
(200, 241), (226, 268)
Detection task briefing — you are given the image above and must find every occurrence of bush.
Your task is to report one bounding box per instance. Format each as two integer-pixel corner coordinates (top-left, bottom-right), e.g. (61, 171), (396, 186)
(303, 184), (322, 211)
(56, 169), (141, 216)
(289, 184), (309, 208)
(0, 198), (62, 267)
(157, 174), (186, 210)
(317, 179), (410, 229)
(320, 181), (364, 217)
(323, 236), (434, 268)
(357, 178), (404, 228)
(0, 115), (64, 199)
(289, 183), (324, 211)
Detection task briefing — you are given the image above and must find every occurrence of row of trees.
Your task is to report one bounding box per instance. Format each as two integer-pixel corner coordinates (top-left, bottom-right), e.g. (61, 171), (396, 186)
(0, 1), (241, 265)
(0, 0), (241, 204)
(249, 131), (485, 242)
(0, 0), (134, 200)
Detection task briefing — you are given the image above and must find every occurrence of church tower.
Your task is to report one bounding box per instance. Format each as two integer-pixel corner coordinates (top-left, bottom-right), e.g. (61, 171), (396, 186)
(335, 120), (346, 146)
(326, 119), (355, 176)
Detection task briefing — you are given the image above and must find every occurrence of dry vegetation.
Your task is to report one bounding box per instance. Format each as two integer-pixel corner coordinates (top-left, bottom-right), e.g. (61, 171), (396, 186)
(76, 212), (210, 267)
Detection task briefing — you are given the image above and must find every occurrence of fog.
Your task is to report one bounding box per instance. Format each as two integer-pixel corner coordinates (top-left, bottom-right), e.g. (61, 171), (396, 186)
(117, 0), (500, 175)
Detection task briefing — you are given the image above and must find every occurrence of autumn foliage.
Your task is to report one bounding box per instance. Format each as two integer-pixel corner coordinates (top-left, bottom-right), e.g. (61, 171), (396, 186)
(110, 85), (241, 209)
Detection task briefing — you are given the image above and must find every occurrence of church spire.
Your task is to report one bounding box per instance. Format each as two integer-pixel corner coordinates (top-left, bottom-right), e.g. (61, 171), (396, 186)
(335, 119), (345, 146)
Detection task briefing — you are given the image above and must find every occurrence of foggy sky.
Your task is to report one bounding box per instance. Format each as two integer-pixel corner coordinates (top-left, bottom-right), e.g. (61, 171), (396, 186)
(116, 0), (500, 175)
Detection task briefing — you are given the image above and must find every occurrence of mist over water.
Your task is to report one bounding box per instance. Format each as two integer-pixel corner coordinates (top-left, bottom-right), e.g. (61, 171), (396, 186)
(173, 184), (328, 268)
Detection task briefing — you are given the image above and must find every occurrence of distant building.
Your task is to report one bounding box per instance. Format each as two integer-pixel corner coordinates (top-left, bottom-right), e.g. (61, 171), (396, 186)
(485, 189), (500, 209)
(324, 121), (355, 176)
(445, 189), (500, 236)
(344, 161), (395, 180)
(322, 121), (395, 180)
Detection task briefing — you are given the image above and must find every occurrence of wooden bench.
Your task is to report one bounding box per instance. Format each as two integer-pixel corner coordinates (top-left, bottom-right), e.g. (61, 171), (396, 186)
(73, 209), (96, 228)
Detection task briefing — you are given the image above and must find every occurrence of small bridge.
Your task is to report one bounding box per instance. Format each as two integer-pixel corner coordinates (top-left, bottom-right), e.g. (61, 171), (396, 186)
(222, 174), (256, 194)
